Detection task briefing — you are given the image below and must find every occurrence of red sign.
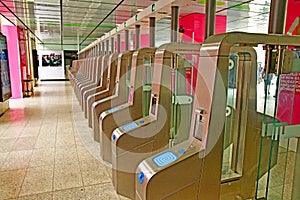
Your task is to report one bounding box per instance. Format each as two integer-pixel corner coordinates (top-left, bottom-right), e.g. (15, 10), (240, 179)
(277, 72), (300, 125)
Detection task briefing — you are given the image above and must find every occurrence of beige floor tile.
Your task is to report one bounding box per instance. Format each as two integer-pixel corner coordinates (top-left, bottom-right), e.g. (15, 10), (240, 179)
(57, 117), (73, 124)
(56, 135), (76, 147)
(19, 129), (40, 138)
(56, 127), (74, 135)
(29, 148), (55, 167)
(17, 192), (53, 200)
(79, 157), (104, 172)
(11, 137), (37, 151)
(84, 183), (119, 200)
(35, 137), (56, 149)
(1, 150), (33, 171)
(39, 125), (57, 135)
(0, 152), (8, 168)
(77, 147), (97, 163)
(53, 163), (83, 190)
(55, 146), (78, 165)
(81, 168), (110, 186)
(57, 122), (74, 129)
(0, 169), (26, 199)
(19, 166), (54, 196)
(0, 138), (16, 153)
(53, 170), (83, 191)
(0, 124), (10, 135)
(53, 187), (86, 200)
(0, 129), (21, 139)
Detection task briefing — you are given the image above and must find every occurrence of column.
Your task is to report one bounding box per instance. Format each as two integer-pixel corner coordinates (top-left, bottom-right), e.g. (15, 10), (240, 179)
(117, 34), (121, 53)
(102, 42), (105, 54)
(125, 30), (129, 50)
(268, 0), (288, 34)
(111, 37), (114, 52)
(106, 40), (109, 53)
(204, 0), (216, 39)
(171, 6), (179, 42)
(149, 17), (155, 47)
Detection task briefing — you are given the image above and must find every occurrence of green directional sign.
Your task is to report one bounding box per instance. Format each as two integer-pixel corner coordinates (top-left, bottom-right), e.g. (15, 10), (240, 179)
(152, 4), (155, 11)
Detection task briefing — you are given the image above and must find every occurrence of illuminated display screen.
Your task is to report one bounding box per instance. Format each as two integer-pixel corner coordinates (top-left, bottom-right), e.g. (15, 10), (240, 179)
(122, 122), (138, 132)
(108, 107), (120, 114)
(0, 34), (11, 102)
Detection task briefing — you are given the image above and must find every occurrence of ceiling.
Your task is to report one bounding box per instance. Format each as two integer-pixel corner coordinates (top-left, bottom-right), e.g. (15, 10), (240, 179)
(0, 0), (271, 50)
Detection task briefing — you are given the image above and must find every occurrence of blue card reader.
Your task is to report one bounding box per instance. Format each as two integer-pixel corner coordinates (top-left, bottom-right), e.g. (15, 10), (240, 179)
(153, 151), (178, 167)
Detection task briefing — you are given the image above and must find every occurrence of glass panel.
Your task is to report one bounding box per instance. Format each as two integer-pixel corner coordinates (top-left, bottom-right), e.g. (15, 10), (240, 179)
(255, 47), (300, 200)
(142, 56), (153, 116)
(126, 58), (132, 99)
(129, 29), (135, 50)
(222, 54), (238, 180)
(170, 53), (199, 145)
(155, 18), (171, 47)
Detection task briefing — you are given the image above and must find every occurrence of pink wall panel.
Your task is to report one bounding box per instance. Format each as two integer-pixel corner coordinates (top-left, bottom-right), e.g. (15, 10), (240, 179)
(179, 13), (227, 43)
(0, 0), (22, 98)
(140, 34), (149, 48)
(285, 0), (300, 34)
(1, 26), (22, 98)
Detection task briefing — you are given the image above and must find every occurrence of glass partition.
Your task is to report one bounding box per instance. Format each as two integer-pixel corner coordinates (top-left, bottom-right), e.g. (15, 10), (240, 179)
(170, 53), (199, 145)
(142, 56), (153, 116)
(255, 47), (300, 200)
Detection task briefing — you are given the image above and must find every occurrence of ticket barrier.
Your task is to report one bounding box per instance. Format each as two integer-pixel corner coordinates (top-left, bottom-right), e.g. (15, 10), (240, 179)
(89, 51), (134, 141)
(69, 59), (85, 83)
(83, 53), (119, 119)
(81, 53), (114, 118)
(68, 59), (84, 86)
(135, 32), (300, 200)
(99, 48), (156, 164)
(73, 58), (96, 101)
(111, 43), (201, 199)
(75, 57), (100, 102)
(78, 56), (104, 105)
(73, 58), (94, 91)
(82, 54), (115, 112)
(69, 59), (89, 87)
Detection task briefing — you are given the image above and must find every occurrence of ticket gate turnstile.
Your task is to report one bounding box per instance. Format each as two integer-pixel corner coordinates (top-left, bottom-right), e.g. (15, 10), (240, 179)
(74, 58), (95, 99)
(135, 32), (300, 200)
(89, 51), (134, 142)
(81, 54), (110, 111)
(74, 57), (101, 105)
(69, 59), (84, 86)
(78, 55), (104, 106)
(70, 58), (91, 87)
(84, 53), (118, 119)
(99, 48), (156, 164)
(111, 43), (201, 199)
(83, 54), (115, 116)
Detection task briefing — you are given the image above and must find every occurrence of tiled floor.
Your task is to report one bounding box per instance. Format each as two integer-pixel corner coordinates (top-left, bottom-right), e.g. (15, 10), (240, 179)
(0, 81), (129, 200)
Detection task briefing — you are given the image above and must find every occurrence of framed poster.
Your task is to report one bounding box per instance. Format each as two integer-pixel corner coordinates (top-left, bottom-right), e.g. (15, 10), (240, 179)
(42, 53), (62, 67)
(38, 50), (65, 80)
